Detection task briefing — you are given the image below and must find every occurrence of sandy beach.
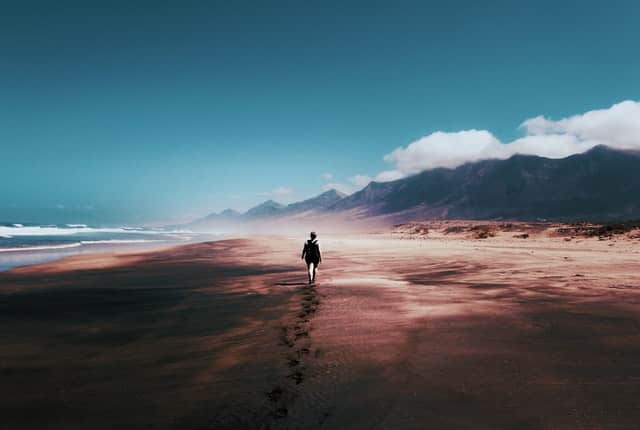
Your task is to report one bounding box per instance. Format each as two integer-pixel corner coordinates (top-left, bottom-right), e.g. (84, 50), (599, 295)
(2, 225), (640, 429)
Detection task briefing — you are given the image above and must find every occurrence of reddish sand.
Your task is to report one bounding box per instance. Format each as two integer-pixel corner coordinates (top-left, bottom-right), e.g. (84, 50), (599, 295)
(2, 228), (640, 429)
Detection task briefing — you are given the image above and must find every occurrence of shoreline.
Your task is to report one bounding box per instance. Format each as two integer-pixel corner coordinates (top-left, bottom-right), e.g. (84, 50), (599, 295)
(0, 237), (224, 273)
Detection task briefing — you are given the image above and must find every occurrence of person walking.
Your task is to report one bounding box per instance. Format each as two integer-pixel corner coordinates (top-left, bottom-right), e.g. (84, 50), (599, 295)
(301, 231), (322, 284)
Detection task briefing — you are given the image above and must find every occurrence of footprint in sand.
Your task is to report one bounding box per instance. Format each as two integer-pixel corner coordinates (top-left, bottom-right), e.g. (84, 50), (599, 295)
(288, 370), (304, 384)
(266, 387), (283, 402)
(287, 358), (300, 367)
(295, 330), (309, 340)
(270, 407), (288, 419)
(278, 327), (295, 348)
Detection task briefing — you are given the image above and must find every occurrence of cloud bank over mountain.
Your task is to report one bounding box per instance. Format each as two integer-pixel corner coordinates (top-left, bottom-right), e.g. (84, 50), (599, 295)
(382, 100), (640, 181)
(325, 101), (640, 195)
(226, 100), (640, 216)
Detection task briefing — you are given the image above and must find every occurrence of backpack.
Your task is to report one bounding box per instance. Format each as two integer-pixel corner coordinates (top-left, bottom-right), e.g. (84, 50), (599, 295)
(306, 240), (319, 260)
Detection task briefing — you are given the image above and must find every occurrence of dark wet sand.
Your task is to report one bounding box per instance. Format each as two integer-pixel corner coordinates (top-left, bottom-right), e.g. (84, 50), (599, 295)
(2, 235), (640, 429)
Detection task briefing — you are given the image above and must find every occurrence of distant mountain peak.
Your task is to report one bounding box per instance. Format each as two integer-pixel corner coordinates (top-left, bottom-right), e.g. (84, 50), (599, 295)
(243, 200), (286, 218)
(241, 189), (348, 219)
(284, 189), (347, 213)
(192, 207), (240, 225)
(319, 188), (347, 198)
(259, 199), (283, 206)
(219, 208), (240, 217)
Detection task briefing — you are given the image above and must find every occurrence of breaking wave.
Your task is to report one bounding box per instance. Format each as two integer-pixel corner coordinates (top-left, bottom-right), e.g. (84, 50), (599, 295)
(0, 224), (192, 238)
(0, 239), (164, 253)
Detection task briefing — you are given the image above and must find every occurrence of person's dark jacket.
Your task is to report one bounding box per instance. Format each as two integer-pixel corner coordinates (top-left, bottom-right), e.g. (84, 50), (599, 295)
(301, 239), (321, 264)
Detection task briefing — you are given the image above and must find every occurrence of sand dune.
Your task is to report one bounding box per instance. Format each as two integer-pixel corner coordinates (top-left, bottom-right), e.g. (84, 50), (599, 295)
(2, 226), (640, 429)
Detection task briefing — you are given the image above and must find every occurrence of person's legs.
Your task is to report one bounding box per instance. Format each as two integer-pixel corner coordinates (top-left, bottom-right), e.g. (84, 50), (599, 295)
(312, 263), (318, 283)
(307, 262), (314, 283)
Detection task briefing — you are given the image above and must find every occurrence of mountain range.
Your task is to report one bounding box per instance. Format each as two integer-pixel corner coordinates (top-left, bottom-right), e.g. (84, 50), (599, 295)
(188, 189), (347, 229)
(190, 145), (640, 229)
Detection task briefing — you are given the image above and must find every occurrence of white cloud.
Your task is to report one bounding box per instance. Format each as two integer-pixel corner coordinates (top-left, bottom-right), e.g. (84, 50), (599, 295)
(272, 186), (293, 196)
(374, 170), (406, 182)
(506, 133), (590, 159)
(322, 182), (355, 195)
(320, 174), (374, 196)
(320, 172), (333, 181)
(377, 100), (640, 180)
(383, 129), (502, 174)
(519, 100), (640, 150)
(349, 174), (372, 188)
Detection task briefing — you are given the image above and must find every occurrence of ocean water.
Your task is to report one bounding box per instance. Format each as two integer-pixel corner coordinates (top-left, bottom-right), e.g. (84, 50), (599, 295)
(0, 223), (222, 271)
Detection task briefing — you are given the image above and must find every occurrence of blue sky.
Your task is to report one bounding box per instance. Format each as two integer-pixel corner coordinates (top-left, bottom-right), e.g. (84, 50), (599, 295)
(1, 0), (639, 224)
